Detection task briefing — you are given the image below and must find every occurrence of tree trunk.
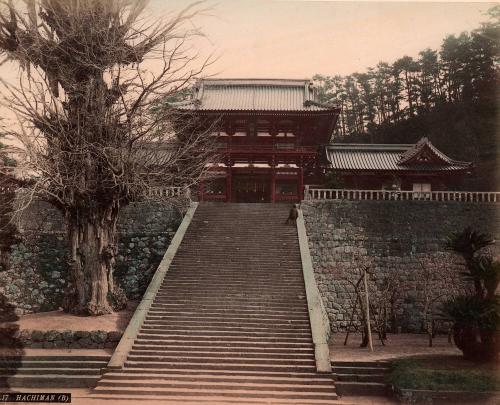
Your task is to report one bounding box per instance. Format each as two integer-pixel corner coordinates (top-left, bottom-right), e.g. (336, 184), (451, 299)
(62, 202), (127, 315)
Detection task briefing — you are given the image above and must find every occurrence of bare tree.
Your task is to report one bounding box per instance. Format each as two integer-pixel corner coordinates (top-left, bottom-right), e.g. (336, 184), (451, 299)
(415, 257), (452, 347)
(0, 0), (217, 315)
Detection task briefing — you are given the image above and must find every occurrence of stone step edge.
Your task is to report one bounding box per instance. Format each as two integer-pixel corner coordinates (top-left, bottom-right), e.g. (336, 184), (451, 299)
(88, 393), (340, 405)
(100, 373), (332, 382)
(92, 386), (338, 400)
(97, 379), (335, 390)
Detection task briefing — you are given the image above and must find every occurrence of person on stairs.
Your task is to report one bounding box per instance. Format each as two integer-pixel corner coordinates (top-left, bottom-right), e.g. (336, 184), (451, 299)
(285, 204), (299, 225)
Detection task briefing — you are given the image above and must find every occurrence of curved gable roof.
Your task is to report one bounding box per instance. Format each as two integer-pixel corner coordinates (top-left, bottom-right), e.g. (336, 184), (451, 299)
(325, 138), (472, 172)
(176, 78), (339, 113)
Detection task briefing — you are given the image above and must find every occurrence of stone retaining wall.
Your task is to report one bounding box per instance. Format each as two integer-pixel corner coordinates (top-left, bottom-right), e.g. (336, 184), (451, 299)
(3, 329), (123, 349)
(302, 200), (500, 333)
(1, 201), (182, 315)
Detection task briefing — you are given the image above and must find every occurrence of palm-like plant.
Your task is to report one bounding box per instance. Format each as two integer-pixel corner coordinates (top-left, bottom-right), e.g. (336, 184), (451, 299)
(448, 227), (494, 262)
(443, 227), (498, 362)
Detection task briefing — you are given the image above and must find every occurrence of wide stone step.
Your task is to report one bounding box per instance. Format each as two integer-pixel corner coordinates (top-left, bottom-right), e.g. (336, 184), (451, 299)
(89, 393), (338, 405)
(123, 361), (317, 373)
(0, 375), (99, 388)
(144, 314), (310, 323)
(92, 386), (337, 401)
(161, 274), (304, 280)
(135, 337), (312, 346)
(0, 355), (110, 362)
(140, 323), (310, 332)
(0, 361), (107, 368)
(96, 378), (334, 392)
(148, 304), (309, 314)
(158, 287), (305, 294)
(126, 355), (315, 365)
(133, 339), (314, 349)
(0, 368), (103, 376)
(163, 274), (302, 278)
(108, 368), (324, 378)
(151, 299), (307, 307)
(154, 291), (305, 298)
(130, 344), (314, 353)
(136, 330), (312, 339)
(167, 264), (301, 268)
(129, 349), (313, 359)
(101, 372), (331, 385)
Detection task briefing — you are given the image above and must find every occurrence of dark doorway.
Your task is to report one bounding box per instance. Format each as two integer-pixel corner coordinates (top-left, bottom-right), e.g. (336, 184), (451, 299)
(232, 174), (270, 203)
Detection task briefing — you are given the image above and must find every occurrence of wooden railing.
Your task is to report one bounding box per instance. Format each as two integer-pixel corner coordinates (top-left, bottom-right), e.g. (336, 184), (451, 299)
(304, 187), (500, 203)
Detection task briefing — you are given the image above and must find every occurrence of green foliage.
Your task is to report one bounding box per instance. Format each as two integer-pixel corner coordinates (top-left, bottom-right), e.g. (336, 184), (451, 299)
(447, 227), (494, 261)
(387, 358), (499, 392)
(442, 227), (499, 362)
(314, 6), (499, 189)
(322, 171), (345, 189)
(442, 295), (500, 332)
(468, 256), (500, 299)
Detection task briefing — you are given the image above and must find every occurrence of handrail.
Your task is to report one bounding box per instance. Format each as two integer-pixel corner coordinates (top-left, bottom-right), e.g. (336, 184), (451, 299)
(304, 186), (500, 203)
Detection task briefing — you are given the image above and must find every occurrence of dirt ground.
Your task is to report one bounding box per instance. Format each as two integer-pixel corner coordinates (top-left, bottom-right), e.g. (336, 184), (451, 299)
(0, 301), (138, 333)
(330, 333), (462, 362)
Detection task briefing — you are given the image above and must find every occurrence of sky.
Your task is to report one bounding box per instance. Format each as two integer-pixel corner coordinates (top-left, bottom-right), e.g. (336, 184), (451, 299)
(147, 0), (495, 78)
(0, 0), (495, 127)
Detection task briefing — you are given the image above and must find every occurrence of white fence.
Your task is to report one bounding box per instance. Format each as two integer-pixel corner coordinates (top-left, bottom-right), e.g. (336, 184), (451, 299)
(304, 186), (500, 203)
(1, 186), (191, 200)
(148, 187), (191, 199)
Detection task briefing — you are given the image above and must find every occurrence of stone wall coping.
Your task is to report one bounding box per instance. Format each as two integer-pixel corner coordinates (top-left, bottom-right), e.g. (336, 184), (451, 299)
(106, 202), (199, 370)
(296, 208), (332, 373)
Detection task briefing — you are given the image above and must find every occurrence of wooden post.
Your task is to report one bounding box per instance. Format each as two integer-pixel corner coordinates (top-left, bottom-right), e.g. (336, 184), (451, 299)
(363, 268), (373, 352)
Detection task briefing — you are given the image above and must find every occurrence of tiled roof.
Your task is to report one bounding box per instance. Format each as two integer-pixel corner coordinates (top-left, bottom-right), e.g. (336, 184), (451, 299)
(325, 139), (472, 172)
(176, 78), (337, 112)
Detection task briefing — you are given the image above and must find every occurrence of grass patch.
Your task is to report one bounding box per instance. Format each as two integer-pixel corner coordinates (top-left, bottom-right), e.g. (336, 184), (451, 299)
(387, 357), (499, 392)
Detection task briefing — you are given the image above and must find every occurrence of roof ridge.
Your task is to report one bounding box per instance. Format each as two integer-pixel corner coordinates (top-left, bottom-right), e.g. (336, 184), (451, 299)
(202, 78), (311, 81)
(328, 143), (413, 149)
(201, 78), (312, 87)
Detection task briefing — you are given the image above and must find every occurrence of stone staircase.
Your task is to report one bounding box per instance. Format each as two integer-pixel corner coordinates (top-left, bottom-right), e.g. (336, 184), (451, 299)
(0, 355), (110, 388)
(332, 361), (389, 396)
(93, 203), (337, 404)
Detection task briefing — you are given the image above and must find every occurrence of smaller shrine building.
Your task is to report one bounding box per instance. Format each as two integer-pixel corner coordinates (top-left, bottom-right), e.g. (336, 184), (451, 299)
(175, 78), (472, 203)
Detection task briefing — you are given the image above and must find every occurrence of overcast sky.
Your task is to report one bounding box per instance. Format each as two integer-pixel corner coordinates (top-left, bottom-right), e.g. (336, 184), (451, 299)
(148, 0), (495, 78)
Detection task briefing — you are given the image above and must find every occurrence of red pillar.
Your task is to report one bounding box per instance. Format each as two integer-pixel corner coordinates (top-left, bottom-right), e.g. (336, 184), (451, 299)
(298, 167), (304, 201)
(226, 166), (232, 202)
(270, 165), (276, 203)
